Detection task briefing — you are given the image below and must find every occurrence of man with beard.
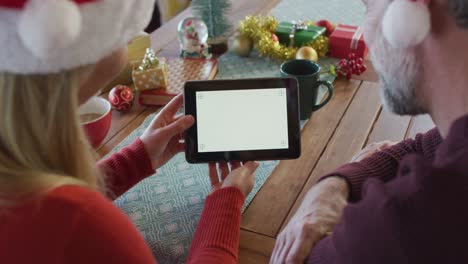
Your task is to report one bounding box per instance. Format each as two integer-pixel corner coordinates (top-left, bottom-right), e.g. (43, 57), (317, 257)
(271, 0), (468, 263)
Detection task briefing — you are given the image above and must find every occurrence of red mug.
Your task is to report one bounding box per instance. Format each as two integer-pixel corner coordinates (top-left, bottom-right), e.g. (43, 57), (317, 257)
(79, 97), (112, 148)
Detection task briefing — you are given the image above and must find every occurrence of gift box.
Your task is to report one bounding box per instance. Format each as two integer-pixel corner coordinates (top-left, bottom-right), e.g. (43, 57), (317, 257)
(132, 63), (168, 91)
(103, 34), (151, 92)
(329, 24), (368, 59)
(275, 21), (326, 47)
(132, 49), (168, 91)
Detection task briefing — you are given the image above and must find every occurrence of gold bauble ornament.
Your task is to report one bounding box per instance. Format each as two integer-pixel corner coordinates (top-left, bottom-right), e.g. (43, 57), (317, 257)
(232, 35), (254, 57)
(296, 47), (318, 62)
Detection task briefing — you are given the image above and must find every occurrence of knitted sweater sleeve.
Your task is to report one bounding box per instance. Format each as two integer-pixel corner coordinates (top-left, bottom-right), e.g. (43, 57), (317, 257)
(187, 187), (245, 264)
(97, 138), (156, 198)
(320, 128), (441, 202)
(306, 177), (409, 264)
(307, 150), (453, 264)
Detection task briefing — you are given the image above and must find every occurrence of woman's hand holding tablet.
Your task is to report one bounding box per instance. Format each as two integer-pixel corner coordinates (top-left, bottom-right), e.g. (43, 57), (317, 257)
(184, 78), (301, 163)
(209, 161), (260, 197)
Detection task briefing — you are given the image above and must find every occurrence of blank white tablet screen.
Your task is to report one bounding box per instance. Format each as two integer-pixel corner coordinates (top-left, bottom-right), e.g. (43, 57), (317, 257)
(196, 88), (289, 153)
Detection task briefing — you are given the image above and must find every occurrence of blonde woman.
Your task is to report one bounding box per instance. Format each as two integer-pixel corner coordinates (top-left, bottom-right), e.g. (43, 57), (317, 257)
(0, 1), (258, 263)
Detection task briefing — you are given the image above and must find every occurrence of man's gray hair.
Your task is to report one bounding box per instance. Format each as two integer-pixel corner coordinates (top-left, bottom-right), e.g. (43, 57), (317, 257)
(450, 0), (468, 28)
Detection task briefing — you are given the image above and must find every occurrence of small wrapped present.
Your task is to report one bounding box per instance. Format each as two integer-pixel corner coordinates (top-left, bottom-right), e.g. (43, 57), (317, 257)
(132, 48), (168, 91)
(329, 24), (368, 59)
(275, 21), (326, 47)
(103, 34), (151, 92)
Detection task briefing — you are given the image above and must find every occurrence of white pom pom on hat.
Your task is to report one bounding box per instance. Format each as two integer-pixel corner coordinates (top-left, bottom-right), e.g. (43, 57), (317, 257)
(0, 0), (155, 74)
(17, 0), (82, 59)
(382, 0), (432, 48)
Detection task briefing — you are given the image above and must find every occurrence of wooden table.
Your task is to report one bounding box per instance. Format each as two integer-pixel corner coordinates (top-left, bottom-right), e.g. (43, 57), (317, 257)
(98, 1), (435, 263)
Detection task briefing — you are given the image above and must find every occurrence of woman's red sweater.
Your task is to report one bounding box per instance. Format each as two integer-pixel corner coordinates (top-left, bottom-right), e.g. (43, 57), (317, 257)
(0, 139), (244, 263)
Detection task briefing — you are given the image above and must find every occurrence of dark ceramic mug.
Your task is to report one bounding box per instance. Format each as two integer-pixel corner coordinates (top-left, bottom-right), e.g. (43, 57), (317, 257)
(280, 60), (334, 120)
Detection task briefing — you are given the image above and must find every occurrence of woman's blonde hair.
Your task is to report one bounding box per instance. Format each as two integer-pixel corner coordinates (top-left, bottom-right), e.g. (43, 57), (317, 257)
(0, 68), (105, 208)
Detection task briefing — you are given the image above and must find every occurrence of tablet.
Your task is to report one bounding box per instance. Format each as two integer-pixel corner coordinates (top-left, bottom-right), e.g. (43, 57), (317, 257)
(184, 78), (301, 163)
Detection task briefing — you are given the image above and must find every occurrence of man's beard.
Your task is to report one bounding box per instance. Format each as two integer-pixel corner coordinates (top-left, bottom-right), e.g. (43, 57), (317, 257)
(368, 28), (428, 115)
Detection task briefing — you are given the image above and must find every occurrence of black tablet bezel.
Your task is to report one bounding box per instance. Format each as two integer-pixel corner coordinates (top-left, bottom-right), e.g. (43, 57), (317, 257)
(184, 77), (301, 164)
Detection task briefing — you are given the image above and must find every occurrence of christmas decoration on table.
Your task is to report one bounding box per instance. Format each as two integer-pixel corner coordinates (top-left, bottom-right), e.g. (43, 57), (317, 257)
(178, 17), (211, 59)
(191, 0), (233, 54)
(132, 48), (168, 91)
(109, 85), (135, 113)
(139, 58), (218, 106)
(326, 53), (368, 80)
(315, 20), (336, 37)
(238, 16), (329, 61)
(296, 47), (318, 62)
(104, 34), (151, 92)
(329, 24), (368, 59)
(232, 34), (254, 57)
(275, 21), (326, 47)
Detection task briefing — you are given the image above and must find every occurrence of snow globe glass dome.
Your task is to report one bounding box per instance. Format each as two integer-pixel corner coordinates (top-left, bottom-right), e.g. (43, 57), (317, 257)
(177, 17), (208, 49)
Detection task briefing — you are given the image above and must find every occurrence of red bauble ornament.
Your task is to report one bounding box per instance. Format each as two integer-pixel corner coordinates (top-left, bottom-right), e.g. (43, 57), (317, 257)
(316, 20), (336, 37)
(109, 85), (134, 112)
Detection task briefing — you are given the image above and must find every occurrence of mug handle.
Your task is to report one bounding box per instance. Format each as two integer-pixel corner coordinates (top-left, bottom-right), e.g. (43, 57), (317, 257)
(312, 80), (334, 111)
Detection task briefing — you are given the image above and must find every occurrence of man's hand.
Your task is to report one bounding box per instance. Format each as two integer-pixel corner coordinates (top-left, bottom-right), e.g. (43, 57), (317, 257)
(140, 94), (195, 169)
(209, 161), (259, 197)
(351, 141), (396, 162)
(271, 177), (349, 264)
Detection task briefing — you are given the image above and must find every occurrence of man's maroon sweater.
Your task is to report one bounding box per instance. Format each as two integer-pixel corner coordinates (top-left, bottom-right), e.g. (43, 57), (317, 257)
(308, 115), (468, 263)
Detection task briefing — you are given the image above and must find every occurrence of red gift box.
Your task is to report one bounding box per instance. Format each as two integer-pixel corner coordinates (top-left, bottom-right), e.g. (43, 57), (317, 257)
(329, 24), (368, 59)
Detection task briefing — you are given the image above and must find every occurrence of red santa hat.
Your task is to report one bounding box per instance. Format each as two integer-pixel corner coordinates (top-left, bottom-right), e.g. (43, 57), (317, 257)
(0, 0), (155, 74)
(382, 0), (432, 48)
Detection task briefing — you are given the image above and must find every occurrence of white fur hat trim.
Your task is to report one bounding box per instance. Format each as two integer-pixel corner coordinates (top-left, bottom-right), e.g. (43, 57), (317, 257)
(382, 0), (431, 48)
(18, 0), (82, 60)
(0, 0), (155, 74)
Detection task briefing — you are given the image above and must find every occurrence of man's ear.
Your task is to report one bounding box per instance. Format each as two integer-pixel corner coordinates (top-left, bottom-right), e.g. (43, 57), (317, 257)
(382, 0), (432, 48)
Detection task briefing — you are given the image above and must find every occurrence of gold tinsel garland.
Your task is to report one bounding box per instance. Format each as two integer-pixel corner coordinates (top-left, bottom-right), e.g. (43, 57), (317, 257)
(238, 16), (329, 61)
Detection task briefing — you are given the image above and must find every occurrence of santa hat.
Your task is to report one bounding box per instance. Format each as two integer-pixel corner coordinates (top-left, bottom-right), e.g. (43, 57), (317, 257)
(382, 0), (432, 48)
(0, 0), (155, 74)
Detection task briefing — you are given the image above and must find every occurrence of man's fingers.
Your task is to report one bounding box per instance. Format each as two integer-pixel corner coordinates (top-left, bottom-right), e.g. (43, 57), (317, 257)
(276, 235), (294, 264)
(160, 115), (194, 139)
(285, 239), (311, 264)
(209, 163), (219, 186)
(271, 236), (285, 264)
(219, 163), (230, 180)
